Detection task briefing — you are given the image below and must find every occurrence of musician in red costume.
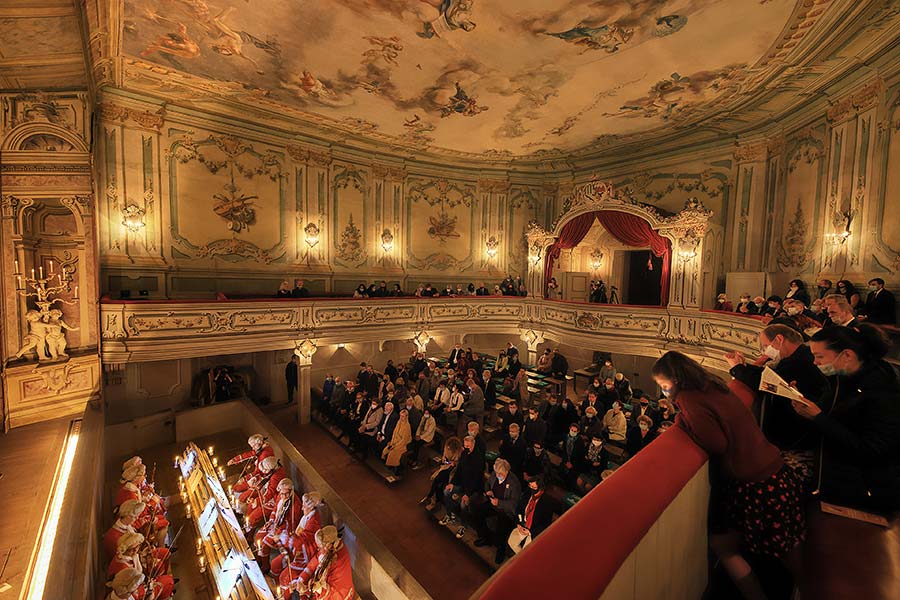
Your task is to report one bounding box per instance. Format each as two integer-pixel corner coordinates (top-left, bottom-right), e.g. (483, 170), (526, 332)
(121, 456), (166, 512)
(228, 434), (275, 499)
(254, 478), (302, 573)
(278, 492), (325, 597)
(242, 455), (286, 528)
(116, 464), (169, 546)
(108, 532), (175, 600)
(289, 526), (354, 600)
(103, 500), (170, 571)
(106, 568), (144, 600)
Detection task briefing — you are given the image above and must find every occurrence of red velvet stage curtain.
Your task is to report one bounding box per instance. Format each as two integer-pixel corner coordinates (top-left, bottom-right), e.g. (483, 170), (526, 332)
(594, 210), (671, 305)
(543, 212), (597, 292)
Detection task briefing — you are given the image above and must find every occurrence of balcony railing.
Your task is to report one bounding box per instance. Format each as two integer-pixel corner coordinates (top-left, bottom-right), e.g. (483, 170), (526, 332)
(99, 297), (766, 369)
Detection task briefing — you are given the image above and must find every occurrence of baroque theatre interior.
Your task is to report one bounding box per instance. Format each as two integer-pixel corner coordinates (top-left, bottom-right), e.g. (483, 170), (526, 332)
(0, 1), (899, 599)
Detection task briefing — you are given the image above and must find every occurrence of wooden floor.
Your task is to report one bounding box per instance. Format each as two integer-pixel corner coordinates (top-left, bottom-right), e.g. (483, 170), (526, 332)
(268, 406), (492, 600)
(0, 417), (70, 595)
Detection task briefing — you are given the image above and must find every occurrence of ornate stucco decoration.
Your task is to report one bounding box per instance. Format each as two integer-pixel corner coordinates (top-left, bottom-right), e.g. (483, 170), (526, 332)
(30, 362), (75, 395)
(777, 203), (813, 270)
(98, 102), (165, 131)
(826, 79), (883, 123)
(286, 143), (333, 167)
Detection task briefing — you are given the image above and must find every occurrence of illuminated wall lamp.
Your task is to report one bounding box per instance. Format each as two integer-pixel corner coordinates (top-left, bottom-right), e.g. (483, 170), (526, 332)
(413, 330), (431, 349)
(589, 249), (604, 271)
(295, 337), (318, 359)
(381, 228), (394, 252)
(485, 236), (499, 259)
(678, 250), (697, 262)
(304, 222), (320, 248)
(121, 204), (146, 233)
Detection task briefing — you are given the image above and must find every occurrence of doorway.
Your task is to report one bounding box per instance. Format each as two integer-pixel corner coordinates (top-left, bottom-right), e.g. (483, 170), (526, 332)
(623, 250), (662, 305)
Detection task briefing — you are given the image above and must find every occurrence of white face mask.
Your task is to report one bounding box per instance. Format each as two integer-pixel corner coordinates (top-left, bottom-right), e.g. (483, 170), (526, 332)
(591, 440), (602, 447)
(785, 306), (801, 316)
(639, 423), (649, 431)
(762, 344), (781, 361)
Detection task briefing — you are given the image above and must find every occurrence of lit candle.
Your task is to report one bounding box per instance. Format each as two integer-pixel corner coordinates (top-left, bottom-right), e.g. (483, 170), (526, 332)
(38, 266), (43, 279)
(31, 268), (35, 279)
(73, 285), (78, 298)
(212, 456), (218, 467)
(196, 538), (202, 554)
(16, 275), (22, 289)
(256, 538), (262, 554)
(49, 260), (54, 274)
(207, 446), (214, 455)
(173, 456), (179, 468)
(198, 554), (205, 569)
(14, 259), (19, 273)
(218, 467), (225, 481)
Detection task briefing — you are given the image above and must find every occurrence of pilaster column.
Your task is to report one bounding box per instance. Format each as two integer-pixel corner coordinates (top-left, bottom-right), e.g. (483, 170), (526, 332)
(296, 355), (312, 425)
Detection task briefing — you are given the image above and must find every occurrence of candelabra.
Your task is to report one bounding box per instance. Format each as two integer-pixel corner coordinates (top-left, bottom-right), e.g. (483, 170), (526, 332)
(12, 258), (79, 363)
(13, 258), (78, 308)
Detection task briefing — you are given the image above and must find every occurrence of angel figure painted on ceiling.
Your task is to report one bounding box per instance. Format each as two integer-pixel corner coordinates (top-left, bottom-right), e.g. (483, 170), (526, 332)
(418, 0), (477, 39)
(545, 23), (634, 54)
(439, 82), (488, 118)
(140, 21), (200, 60)
(363, 36), (403, 66)
(208, 7), (267, 74)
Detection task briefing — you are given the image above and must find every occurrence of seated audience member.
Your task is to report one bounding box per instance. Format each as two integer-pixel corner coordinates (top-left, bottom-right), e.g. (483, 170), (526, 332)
(602, 401), (627, 443)
(791, 325), (900, 512)
(277, 280), (292, 298)
(823, 295), (857, 328)
(546, 277), (562, 299)
(509, 476), (553, 556)
(652, 351), (805, 599)
(440, 284), (454, 297)
(374, 401), (399, 454)
(475, 282), (490, 296)
(350, 399), (383, 456)
(613, 372), (633, 402)
(630, 395), (657, 425)
(859, 277), (896, 325)
(784, 278), (811, 307)
(626, 416), (657, 456)
(498, 400), (524, 432)
(599, 360), (616, 382)
(372, 280), (389, 297)
(558, 396), (578, 425)
(390, 283), (404, 297)
(559, 422), (588, 488)
(735, 294), (757, 315)
(523, 407), (547, 446)
(492, 285), (503, 296)
(597, 378), (620, 412)
(291, 279), (310, 298)
(714, 293), (733, 311)
(415, 371), (432, 405)
(536, 349), (553, 374)
(382, 409), (412, 474)
(585, 377), (603, 402)
(499, 422), (527, 478)
(467, 420), (487, 461)
(421, 437), (462, 510)
(506, 341), (520, 361)
(809, 298), (826, 322)
(441, 435), (486, 538)
(761, 295), (784, 319)
(410, 407), (436, 468)
(493, 350), (509, 377)
(751, 295), (767, 315)
(579, 406), (602, 438)
(472, 458), (522, 565)
(430, 380), (451, 419)
(654, 397), (677, 426)
(445, 383), (465, 426)
(522, 440), (551, 480)
(773, 298), (822, 337)
(726, 324), (828, 453)
(463, 378), (486, 430)
(353, 284), (368, 298)
(420, 283), (437, 297)
(836, 279), (861, 311)
(816, 278), (833, 300)
(576, 433), (608, 493)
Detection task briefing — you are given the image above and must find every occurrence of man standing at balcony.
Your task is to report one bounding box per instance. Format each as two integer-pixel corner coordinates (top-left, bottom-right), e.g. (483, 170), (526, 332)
(285, 355), (299, 405)
(291, 279), (310, 298)
(860, 278), (896, 325)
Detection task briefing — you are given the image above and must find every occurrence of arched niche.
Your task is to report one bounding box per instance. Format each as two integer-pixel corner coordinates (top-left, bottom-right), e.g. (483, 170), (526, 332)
(526, 180), (713, 309)
(0, 121), (88, 153)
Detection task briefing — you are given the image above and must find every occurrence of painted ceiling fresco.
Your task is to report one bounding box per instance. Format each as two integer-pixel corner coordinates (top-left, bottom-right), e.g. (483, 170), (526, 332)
(121, 0), (798, 157)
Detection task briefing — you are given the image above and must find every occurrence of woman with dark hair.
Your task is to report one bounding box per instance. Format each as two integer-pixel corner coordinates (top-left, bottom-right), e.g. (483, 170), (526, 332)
(353, 284), (368, 299)
(791, 324), (900, 512)
(390, 283), (404, 297)
(785, 278), (811, 307)
(836, 280), (860, 311)
(420, 437), (462, 510)
(508, 475), (554, 555)
(651, 351), (805, 600)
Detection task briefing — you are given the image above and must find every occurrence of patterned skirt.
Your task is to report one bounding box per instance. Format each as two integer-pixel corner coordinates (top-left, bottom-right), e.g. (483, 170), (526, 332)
(713, 464), (806, 559)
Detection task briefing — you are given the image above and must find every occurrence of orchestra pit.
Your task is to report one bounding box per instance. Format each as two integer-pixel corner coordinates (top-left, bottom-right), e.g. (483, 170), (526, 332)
(1, 2), (900, 599)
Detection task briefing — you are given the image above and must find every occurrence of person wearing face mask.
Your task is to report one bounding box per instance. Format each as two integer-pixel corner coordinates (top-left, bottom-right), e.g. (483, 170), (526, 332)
(714, 293), (733, 311)
(602, 401), (628, 443)
(599, 360), (617, 382)
(630, 396), (658, 425)
(760, 295), (784, 319)
(822, 295), (858, 329)
(597, 378), (621, 413)
(613, 372), (633, 402)
(523, 407), (547, 446)
(816, 278), (833, 300)
(350, 400), (383, 457)
(858, 277), (896, 325)
(421, 437), (462, 511)
(576, 434), (608, 493)
(626, 415), (657, 455)
(654, 397), (677, 425)
(735, 294), (758, 315)
(769, 299), (822, 338)
(726, 325), (828, 453)
(522, 441), (551, 480)
(499, 423), (527, 478)
(791, 324), (900, 512)
(784, 279), (811, 306)
(652, 351), (805, 600)
(441, 435), (486, 539)
(558, 423), (588, 488)
(508, 476), (553, 555)
(579, 406), (602, 438)
(472, 458), (522, 565)
(835, 279), (861, 311)
(752, 295), (767, 315)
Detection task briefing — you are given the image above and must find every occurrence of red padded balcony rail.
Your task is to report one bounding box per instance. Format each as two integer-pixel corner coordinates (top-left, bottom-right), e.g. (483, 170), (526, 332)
(475, 381), (755, 599)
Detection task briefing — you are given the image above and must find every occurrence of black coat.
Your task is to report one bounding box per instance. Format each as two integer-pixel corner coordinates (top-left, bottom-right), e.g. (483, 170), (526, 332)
(626, 425), (657, 456)
(517, 489), (554, 539)
(452, 448), (486, 495)
(811, 360), (900, 511)
(730, 344), (829, 450)
(285, 361), (298, 385)
(523, 418), (547, 446)
(499, 434), (527, 476)
(559, 434), (587, 471)
(861, 288), (896, 325)
(291, 286), (310, 298)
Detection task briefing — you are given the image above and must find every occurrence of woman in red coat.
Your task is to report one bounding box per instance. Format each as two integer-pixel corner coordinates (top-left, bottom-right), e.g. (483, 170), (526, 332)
(652, 351), (805, 600)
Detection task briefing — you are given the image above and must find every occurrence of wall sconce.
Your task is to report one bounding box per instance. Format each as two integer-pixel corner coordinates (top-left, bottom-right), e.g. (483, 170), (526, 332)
(295, 337), (318, 359)
(528, 249), (542, 266)
(381, 228), (394, 252)
(589, 249), (604, 271)
(413, 330), (431, 350)
(122, 204), (146, 233)
(677, 237), (699, 263)
(303, 222), (320, 248)
(826, 210), (854, 246)
(485, 236), (499, 259)
(678, 249), (697, 262)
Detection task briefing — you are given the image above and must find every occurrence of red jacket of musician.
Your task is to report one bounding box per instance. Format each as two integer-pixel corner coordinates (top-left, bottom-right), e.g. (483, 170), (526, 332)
(230, 444), (275, 480)
(301, 544), (354, 600)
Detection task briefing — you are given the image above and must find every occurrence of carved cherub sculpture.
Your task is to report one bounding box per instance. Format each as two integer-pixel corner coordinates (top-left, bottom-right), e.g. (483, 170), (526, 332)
(15, 310), (50, 361)
(44, 308), (78, 359)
